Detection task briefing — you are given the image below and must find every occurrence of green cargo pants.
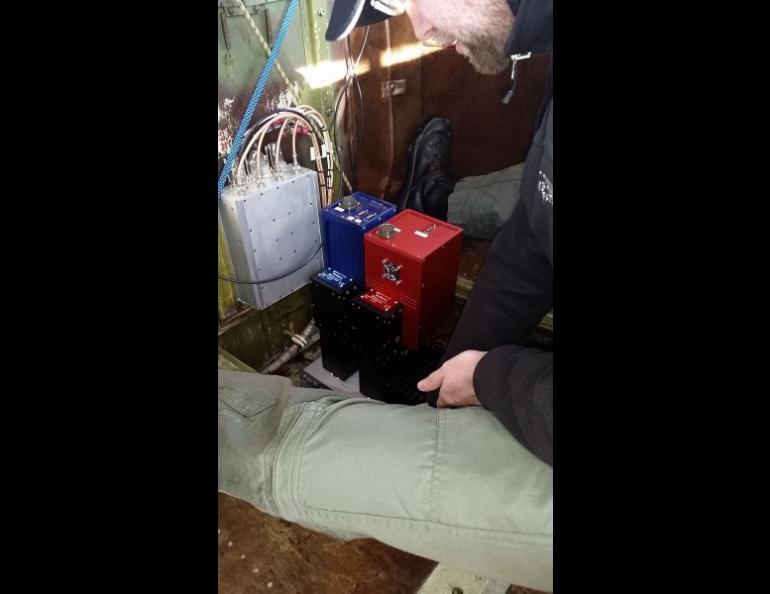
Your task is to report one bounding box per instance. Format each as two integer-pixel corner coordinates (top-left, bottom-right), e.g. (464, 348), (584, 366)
(447, 163), (525, 239)
(218, 369), (553, 591)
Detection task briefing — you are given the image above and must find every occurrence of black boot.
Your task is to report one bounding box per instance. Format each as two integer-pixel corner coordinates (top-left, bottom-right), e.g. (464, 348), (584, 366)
(396, 116), (455, 220)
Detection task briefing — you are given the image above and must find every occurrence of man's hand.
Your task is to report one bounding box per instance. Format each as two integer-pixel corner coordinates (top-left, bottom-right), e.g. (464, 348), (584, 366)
(417, 350), (487, 408)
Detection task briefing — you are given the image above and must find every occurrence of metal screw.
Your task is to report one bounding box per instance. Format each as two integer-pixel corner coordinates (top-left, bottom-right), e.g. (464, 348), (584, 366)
(317, 8), (326, 17)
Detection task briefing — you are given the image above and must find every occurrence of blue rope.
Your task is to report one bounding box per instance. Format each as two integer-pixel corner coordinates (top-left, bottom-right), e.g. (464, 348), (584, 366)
(218, 0), (299, 199)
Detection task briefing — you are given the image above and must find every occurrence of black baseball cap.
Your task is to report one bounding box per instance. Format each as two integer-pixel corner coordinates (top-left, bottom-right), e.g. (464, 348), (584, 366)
(325, 0), (393, 41)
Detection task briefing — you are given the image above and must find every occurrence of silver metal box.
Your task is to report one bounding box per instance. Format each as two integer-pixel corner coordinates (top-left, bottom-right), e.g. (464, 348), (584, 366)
(219, 166), (325, 310)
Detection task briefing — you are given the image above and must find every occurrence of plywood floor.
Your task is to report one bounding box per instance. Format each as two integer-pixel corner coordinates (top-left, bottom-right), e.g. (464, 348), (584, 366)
(219, 493), (437, 594)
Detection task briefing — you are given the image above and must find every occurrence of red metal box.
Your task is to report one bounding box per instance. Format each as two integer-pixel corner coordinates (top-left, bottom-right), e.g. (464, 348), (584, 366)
(363, 209), (462, 350)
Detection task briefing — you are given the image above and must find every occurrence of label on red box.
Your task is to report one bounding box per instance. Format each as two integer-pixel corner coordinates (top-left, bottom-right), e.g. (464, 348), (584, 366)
(413, 223), (438, 238)
(359, 289), (398, 313)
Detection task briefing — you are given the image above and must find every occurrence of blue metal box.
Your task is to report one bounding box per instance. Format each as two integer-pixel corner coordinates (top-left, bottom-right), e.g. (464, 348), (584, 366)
(321, 192), (396, 285)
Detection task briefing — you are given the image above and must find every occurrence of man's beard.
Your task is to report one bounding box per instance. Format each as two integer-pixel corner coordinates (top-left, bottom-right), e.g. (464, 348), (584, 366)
(433, 29), (510, 75)
(462, 39), (510, 75)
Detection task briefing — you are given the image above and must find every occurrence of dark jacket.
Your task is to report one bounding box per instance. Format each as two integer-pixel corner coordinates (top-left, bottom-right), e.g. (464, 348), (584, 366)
(434, 0), (554, 466)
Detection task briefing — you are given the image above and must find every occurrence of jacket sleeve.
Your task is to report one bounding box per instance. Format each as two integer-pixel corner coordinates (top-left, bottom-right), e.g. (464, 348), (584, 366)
(474, 345), (552, 465)
(430, 98), (554, 467)
(436, 186), (553, 465)
(443, 172), (553, 356)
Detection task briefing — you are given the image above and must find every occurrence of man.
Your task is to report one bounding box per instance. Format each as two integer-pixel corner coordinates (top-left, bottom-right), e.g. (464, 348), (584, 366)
(329, 0), (553, 464)
(219, 0), (553, 589)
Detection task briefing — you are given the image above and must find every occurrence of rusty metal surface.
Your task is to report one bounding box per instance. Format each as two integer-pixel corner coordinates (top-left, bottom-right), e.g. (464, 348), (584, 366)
(218, 286), (313, 371)
(218, 346), (256, 371)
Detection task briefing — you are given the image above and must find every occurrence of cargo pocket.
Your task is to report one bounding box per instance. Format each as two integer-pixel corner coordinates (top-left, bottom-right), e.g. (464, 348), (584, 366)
(218, 383), (277, 419)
